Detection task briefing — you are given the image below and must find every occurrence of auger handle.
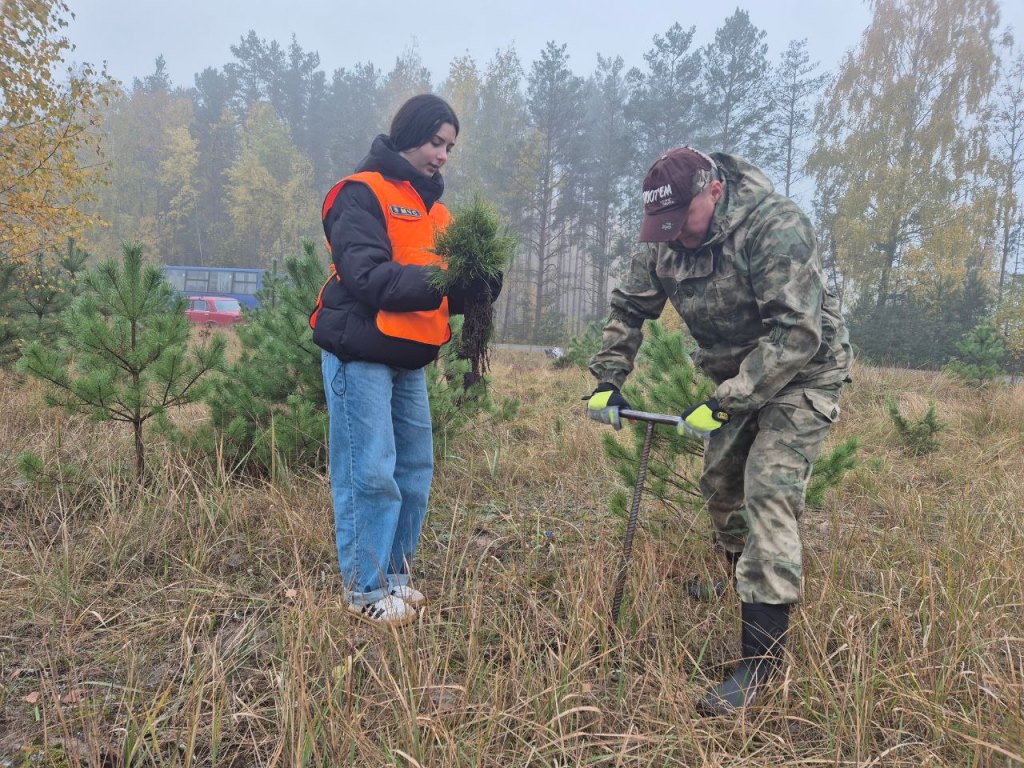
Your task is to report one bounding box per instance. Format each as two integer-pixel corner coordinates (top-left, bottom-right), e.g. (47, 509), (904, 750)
(619, 409), (680, 427)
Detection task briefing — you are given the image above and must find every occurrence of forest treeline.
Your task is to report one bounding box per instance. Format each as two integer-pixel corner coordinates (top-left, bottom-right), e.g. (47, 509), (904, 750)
(4, 0), (1024, 368)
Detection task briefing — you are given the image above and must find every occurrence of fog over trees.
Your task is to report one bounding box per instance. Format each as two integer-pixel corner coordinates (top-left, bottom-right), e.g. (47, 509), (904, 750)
(8, 0), (1024, 369)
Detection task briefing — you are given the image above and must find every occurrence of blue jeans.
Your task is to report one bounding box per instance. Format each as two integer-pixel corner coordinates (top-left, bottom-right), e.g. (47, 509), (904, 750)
(322, 351), (434, 606)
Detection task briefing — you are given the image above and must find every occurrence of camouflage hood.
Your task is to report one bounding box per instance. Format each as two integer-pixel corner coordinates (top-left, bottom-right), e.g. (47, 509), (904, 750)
(704, 153), (775, 248)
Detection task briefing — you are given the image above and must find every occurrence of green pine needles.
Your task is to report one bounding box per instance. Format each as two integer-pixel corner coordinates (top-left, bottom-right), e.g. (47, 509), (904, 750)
(887, 399), (945, 455)
(426, 314), (510, 458)
(602, 321), (714, 522)
(18, 237), (89, 348)
(553, 320), (604, 370)
(430, 197), (516, 387)
(0, 261), (19, 368)
(943, 321), (1006, 387)
(1, 237), (89, 368)
(178, 239), (330, 478)
(805, 437), (860, 509)
(17, 241), (225, 480)
(169, 241), (504, 478)
(601, 320), (859, 522)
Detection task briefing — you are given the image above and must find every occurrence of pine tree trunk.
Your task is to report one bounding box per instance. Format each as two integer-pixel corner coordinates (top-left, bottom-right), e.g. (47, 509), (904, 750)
(134, 419), (146, 481)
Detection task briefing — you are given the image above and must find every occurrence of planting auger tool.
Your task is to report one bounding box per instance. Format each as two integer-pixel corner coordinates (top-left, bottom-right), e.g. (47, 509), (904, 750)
(610, 408), (681, 627)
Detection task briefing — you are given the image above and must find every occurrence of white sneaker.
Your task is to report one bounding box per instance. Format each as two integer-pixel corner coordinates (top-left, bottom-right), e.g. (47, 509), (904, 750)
(389, 584), (427, 608)
(347, 595), (418, 626)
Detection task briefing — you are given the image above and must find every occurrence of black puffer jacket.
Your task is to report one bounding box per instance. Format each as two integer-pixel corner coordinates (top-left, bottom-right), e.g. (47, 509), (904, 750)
(312, 135), (456, 370)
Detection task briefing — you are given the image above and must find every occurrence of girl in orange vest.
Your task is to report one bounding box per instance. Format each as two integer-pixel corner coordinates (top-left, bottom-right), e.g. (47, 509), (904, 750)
(312, 94), (500, 625)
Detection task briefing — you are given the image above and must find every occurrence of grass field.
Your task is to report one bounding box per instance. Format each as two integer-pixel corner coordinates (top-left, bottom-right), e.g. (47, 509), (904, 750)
(0, 350), (1022, 766)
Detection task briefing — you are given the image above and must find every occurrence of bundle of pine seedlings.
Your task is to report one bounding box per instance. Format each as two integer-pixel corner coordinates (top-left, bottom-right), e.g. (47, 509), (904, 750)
(430, 197), (516, 389)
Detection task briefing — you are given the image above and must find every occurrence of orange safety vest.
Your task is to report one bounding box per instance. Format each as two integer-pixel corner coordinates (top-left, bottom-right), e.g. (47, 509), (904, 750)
(310, 171), (452, 346)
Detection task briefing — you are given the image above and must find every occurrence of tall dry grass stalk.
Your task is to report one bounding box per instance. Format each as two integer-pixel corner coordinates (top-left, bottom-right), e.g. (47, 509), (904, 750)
(0, 356), (1021, 766)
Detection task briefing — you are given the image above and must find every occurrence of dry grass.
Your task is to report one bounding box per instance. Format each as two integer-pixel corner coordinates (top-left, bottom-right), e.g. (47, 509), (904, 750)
(0, 353), (1022, 766)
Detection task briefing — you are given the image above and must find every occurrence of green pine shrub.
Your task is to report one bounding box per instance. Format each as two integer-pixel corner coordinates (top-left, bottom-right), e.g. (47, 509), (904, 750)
(1, 238), (89, 369)
(602, 320), (859, 520)
(887, 399), (944, 455)
(18, 238), (89, 349)
(805, 437), (860, 509)
(18, 241), (224, 480)
(0, 261), (19, 368)
(171, 240), (332, 478)
(176, 241), (502, 477)
(601, 321), (713, 522)
(553, 320), (604, 370)
(943, 321), (1006, 387)
(427, 315), (509, 458)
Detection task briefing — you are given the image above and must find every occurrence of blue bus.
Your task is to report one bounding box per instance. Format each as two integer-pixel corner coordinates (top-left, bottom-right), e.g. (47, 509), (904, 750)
(161, 266), (265, 308)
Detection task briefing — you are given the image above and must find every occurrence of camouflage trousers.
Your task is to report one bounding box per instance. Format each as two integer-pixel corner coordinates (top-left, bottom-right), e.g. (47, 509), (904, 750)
(700, 383), (843, 605)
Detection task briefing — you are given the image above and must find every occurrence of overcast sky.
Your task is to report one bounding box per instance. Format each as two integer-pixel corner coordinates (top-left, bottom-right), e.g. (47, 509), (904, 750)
(66, 1), (1023, 90)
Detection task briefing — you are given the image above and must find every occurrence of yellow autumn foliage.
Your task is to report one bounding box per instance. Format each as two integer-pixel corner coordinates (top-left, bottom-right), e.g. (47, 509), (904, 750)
(225, 104), (319, 262)
(0, 0), (119, 265)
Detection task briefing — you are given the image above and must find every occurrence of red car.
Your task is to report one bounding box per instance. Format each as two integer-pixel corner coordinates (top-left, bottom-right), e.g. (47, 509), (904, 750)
(185, 296), (245, 326)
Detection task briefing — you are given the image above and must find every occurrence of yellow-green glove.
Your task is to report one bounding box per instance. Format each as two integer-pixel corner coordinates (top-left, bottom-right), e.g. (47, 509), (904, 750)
(584, 383), (632, 430)
(678, 398), (730, 439)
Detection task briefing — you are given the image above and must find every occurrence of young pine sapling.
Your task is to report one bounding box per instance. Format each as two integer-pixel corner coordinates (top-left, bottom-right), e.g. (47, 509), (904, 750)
(429, 197), (516, 389)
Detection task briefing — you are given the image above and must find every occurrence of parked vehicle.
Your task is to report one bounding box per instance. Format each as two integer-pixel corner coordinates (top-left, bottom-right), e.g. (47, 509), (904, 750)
(163, 266), (264, 308)
(185, 296), (245, 326)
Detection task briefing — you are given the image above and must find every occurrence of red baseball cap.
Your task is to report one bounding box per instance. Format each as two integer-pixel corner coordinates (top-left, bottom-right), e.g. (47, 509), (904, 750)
(639, 148), (715, 242)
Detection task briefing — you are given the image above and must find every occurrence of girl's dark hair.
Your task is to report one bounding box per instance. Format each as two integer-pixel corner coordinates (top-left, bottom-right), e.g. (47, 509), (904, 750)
(389, 94), (460, 152)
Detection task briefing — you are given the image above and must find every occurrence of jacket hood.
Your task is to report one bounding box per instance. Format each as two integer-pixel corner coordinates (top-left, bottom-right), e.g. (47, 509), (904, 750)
(356, 134), (445, 205)
(705, 152), (774, 244)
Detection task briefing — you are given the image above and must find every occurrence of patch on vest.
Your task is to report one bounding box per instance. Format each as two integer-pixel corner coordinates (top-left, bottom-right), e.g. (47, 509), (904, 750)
(389, 205), (422, 218)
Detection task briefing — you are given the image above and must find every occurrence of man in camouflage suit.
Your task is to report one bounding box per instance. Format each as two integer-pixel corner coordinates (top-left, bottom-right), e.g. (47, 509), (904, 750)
(586, 147), (852, 715)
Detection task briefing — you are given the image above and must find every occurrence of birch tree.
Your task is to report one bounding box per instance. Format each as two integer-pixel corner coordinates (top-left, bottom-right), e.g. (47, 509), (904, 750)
(992, 51), (1024, 304)
(809, 0), (1001, 316)
(226, 104), (318, 265)
(1, 0), (117, 265)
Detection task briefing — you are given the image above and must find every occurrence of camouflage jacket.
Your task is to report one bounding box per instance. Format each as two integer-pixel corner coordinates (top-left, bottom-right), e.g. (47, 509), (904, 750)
(589, 153), (852, 414)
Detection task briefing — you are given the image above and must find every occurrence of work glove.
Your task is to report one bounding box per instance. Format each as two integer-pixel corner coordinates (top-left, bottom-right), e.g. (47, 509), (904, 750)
(477, 270), (503, 301)
(678, 398), (730, 439)
(584, 383), (632, 430)
(446, 271), (503, 314)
